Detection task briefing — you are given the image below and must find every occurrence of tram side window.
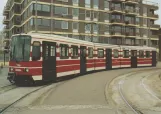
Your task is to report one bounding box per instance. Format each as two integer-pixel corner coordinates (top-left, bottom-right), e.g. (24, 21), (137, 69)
(88, 47), (93, 58)
(123, 50), (129, 58)
(113, 49), (119, 58)
(139, 51), (144, 58)
(98, 48), (104, 58)
(60, 44), (69, 59)
(146, 51), (151, 58)
(32, 41), (41, 61)
(71, 45), (78, 59)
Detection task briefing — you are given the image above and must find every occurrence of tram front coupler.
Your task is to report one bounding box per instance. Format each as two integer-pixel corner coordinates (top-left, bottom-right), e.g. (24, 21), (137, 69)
(7, 72), (16, 84)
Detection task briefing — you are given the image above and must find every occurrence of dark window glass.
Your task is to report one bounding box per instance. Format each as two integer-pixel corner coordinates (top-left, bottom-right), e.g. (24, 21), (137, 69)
(98, 48), (104, 58)
(60, 44), (69, 59)
(139, 51), (144, 58)
(146, 51), (151, 58)
(123, 50), (129, 58)
(113, 49), (119, 58)
(88, 47), (93, 58)
(32, 41), (41, 61)
(71, 45), (78, 59)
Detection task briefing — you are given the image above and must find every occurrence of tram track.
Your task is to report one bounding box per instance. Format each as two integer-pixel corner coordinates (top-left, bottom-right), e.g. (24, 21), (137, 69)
(0, 84), (17, 95)
(0, 75), (80, 114)
(106, 68), (161, 114)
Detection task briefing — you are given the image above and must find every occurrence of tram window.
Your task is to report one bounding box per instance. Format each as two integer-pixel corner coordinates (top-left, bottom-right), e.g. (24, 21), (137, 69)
(123, 50), (129, 58)
(113, 50), (119, 58)
(71, 45), (78, 59)
(60, 44), (69, 59)
(146, 51), (151, 58)
(32, 41), (41, 61)
(88, 47), (93, 58)
(50, 46), (55, 56)
(98, 48), (104, 58)
(139, 51), (144, 58)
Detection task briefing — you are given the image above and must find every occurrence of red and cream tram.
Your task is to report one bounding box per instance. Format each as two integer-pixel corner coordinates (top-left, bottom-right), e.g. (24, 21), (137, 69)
(7, 33), (157, 84)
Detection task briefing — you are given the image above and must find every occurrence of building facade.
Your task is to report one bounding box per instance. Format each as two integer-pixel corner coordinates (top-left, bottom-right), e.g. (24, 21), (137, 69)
(3, 0), (160, 47)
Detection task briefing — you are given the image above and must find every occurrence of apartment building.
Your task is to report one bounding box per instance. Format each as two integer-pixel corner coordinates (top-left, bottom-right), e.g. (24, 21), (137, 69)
(3, 0), (160, 47)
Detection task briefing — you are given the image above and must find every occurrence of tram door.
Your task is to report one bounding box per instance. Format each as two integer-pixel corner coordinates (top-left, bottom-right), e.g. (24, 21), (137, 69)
(131, 50), (137, 68)
(80, 46), (86, 75)
(106, 49), (112, 70)
(42, 41), (56, 81)
(152, 51), (156, 67)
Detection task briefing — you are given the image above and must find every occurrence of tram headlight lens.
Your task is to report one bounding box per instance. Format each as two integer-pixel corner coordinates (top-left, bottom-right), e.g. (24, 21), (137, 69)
(24, 68), (29, 72)
(10, 68), (13, 71)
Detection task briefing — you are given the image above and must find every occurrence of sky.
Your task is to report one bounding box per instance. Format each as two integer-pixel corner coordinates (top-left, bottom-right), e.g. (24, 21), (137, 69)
(0, 0), (160, 31)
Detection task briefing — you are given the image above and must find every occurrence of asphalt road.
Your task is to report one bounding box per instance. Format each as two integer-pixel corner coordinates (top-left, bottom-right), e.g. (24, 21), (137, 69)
(0, 68), (10, 87)
(3, 65), (161, 114)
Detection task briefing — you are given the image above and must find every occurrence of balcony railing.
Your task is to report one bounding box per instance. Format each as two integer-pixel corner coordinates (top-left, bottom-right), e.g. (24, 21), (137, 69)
(111, 19), (124, 23)
(125, 32), (135, 36)
(125, 0), (140, 3)
(149, 13), (159, 18)
(150, 24), (160, 29)
(111, 6), (122, 11)
(125, 20), (135, 25)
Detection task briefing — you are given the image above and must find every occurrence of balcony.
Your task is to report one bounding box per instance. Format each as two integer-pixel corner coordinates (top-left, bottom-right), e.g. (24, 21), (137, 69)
(110, 6), (123, 13)
(148, 13), (159, 19)
(111, 30), (125, 37)
(3, 6), (10, 15)
(111, 19), (124, 25)
(125, 32), (135, 37)
(125, 9), (139, 15)
(125, 0), (139, 4)
(150, 24), (160, 29)
(125, 20), (136, 26)
(3, 17), (9, 24)
(150, 35), (159, 40)
(143, 1), (159, 10)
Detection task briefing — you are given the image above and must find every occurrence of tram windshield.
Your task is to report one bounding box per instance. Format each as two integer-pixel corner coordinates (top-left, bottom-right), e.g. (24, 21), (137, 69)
(10, 35), (31, 62)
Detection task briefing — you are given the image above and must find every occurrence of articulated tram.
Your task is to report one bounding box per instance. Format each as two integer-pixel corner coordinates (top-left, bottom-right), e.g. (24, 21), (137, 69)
(7, 33), (157, 84)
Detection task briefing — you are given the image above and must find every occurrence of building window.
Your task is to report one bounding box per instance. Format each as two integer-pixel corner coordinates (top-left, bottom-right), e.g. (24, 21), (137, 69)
(72, 22), (79, 30)
(72, 8), (79, 17)
(104, 13), (109, 21)
(93, 0), (98, 8)
(37, 4), (41, 11)
(85, 24), (91, 32)
(85, 36), (92, 42)
(85, 0), (91, 7)
(93, 11), (98, 20)
(104, 0), (109, 9)
(73, 0), (78, 4)
(105, 25), (110, 33)
(98, 48), (104, 58)
(55, 20), (62, 28)
(55, 20), (68, 29)
(30, 18), (34, 25)
(62, 21), (68, 29)
(71, 45), (78, 58)
(88, 47), (93, 58)
(42, 19), (50, 26)
(60, 44), (69, 59)
(123, 50), (129, 58)
(93, 36), (99, 43)
(93, 24), (98, 33)
(86, 10), (91, 19)
(55, 6), (68, 15)
(42, 5), (50, 12)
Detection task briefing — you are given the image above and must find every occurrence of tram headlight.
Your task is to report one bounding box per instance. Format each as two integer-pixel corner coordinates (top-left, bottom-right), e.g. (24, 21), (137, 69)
(10, 68), (13, 72)
(24, 68), (29, 72)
